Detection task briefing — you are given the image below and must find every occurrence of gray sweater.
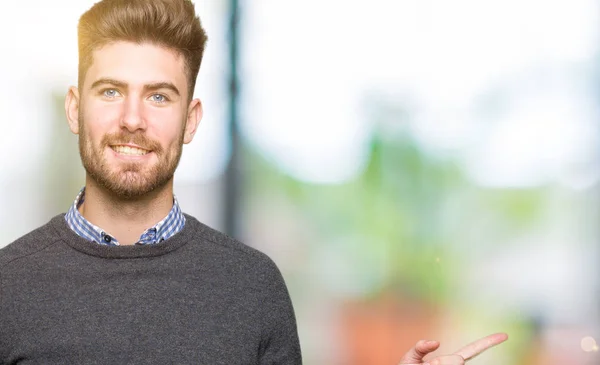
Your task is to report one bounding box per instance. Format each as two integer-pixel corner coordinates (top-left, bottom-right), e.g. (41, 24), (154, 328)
(0, 214), (302, 364)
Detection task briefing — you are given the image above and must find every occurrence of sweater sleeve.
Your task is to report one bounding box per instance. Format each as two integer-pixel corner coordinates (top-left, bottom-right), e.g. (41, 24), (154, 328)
(0, 269), (6, 364)
(258, 259), (302, 364)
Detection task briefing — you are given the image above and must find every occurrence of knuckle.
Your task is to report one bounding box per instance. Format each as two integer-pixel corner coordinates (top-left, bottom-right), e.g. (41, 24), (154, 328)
(414, 340), (429, 356)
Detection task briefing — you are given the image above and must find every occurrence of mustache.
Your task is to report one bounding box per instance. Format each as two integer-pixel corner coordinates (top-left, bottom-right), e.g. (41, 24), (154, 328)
(100, 132), (163, 153)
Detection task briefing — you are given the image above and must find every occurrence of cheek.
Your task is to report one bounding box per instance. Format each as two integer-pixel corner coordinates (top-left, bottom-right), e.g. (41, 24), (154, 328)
(146, 109), (186, 145)
(82, 102), (122, 132)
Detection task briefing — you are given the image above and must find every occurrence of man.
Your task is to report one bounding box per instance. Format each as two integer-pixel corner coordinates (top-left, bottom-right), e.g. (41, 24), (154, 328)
(0, 0), (506, 364)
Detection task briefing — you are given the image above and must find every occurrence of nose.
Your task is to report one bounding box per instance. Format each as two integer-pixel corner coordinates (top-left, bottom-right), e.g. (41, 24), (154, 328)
(119, 95), (146, 132)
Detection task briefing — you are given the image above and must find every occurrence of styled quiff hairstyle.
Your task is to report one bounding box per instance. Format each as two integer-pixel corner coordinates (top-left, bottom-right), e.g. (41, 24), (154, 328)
(78, 0), (208, 99)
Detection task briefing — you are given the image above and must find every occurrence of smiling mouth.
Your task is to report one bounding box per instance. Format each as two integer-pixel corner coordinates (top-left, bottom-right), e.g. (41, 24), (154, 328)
(111, 145), (151, 156)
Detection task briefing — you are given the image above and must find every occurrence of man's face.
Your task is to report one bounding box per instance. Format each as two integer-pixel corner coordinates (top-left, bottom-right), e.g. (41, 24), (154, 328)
(68, 41), (200, 199)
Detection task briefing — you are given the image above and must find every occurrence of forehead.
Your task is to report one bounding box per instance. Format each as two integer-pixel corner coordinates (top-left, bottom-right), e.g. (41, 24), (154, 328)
(84, 41), (187, 92)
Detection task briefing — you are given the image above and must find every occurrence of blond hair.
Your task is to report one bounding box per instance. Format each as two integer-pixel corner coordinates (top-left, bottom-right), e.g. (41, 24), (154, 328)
(78, 0), (208, 99)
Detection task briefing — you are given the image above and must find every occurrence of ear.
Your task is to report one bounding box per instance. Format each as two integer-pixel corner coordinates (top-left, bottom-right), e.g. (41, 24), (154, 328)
(183, 98), (203, 144)
(65, 86), (80, 135)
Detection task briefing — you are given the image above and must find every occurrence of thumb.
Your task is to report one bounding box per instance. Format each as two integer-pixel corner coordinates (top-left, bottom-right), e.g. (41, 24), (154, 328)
(398, 340), (440, 364)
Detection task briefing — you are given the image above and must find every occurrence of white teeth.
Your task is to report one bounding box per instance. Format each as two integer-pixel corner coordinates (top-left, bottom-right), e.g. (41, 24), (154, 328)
(112, 145), (150, 156)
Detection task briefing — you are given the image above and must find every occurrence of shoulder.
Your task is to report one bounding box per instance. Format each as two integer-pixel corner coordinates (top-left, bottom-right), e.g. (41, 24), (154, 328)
(183, 214), (283, 276)
(0, 214), (64, 271)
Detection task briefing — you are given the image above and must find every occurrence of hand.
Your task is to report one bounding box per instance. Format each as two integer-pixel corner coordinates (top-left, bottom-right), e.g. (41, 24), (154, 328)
(398, 332), (508, 365)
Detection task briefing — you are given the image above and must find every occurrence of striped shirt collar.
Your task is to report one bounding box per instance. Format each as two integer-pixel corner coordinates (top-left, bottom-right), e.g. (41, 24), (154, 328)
(64, 187), (186, 246)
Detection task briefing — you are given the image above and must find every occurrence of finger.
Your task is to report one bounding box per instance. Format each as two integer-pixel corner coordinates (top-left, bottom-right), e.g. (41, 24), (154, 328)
(453, 332), (508, 361)
(398, 340), (440, 364)
(423, 354), (465, 365)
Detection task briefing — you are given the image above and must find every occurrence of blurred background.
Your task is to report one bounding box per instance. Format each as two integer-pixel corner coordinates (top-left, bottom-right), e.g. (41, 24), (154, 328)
(1, 0), (599, 364)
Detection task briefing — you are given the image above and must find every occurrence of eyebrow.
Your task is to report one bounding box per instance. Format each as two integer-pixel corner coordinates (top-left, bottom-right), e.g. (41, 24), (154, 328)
(145, 82), (180, 97)
(90, 78), (181, 97)
(90, 78), (127, 90)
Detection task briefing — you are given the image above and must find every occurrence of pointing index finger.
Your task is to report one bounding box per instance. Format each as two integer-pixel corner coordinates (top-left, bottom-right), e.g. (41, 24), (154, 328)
(453, 333), (508, 360)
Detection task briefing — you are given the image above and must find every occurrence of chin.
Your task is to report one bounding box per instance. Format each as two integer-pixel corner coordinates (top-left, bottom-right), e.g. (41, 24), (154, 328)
(102, 171), (174, 200)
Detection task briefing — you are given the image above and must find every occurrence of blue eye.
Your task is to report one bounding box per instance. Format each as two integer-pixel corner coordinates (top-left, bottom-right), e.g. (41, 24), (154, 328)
(151, 94), (166, 103)
(103, 89), (120, 98)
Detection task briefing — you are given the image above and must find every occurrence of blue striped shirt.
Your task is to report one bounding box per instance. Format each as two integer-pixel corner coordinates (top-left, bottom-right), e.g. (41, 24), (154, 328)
(64, 187), (186, 246)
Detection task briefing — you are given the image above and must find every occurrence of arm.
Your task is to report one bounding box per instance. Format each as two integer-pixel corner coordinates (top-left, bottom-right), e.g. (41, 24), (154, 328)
(0, 269), (6, 365)
(258, 261), (302, 364)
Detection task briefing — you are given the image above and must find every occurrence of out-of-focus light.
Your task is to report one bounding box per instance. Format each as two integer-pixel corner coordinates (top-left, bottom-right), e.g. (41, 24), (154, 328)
(580, 336), (598, 352)
(463, 94), (598, 188)
(242, 0), (599, 186)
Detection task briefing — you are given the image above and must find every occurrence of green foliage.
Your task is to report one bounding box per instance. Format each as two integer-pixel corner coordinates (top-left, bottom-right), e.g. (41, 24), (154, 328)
(245, 128), (547, 303)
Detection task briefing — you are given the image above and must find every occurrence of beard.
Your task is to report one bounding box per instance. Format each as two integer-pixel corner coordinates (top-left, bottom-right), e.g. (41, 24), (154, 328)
(78, 118), (184, 200)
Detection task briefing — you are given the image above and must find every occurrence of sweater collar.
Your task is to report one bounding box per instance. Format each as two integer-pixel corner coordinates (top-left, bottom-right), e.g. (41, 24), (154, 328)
(53, 213), (200, 259)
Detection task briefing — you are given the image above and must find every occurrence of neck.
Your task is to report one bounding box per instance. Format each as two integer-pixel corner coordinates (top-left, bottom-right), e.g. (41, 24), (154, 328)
(79, 177), (175, 245)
